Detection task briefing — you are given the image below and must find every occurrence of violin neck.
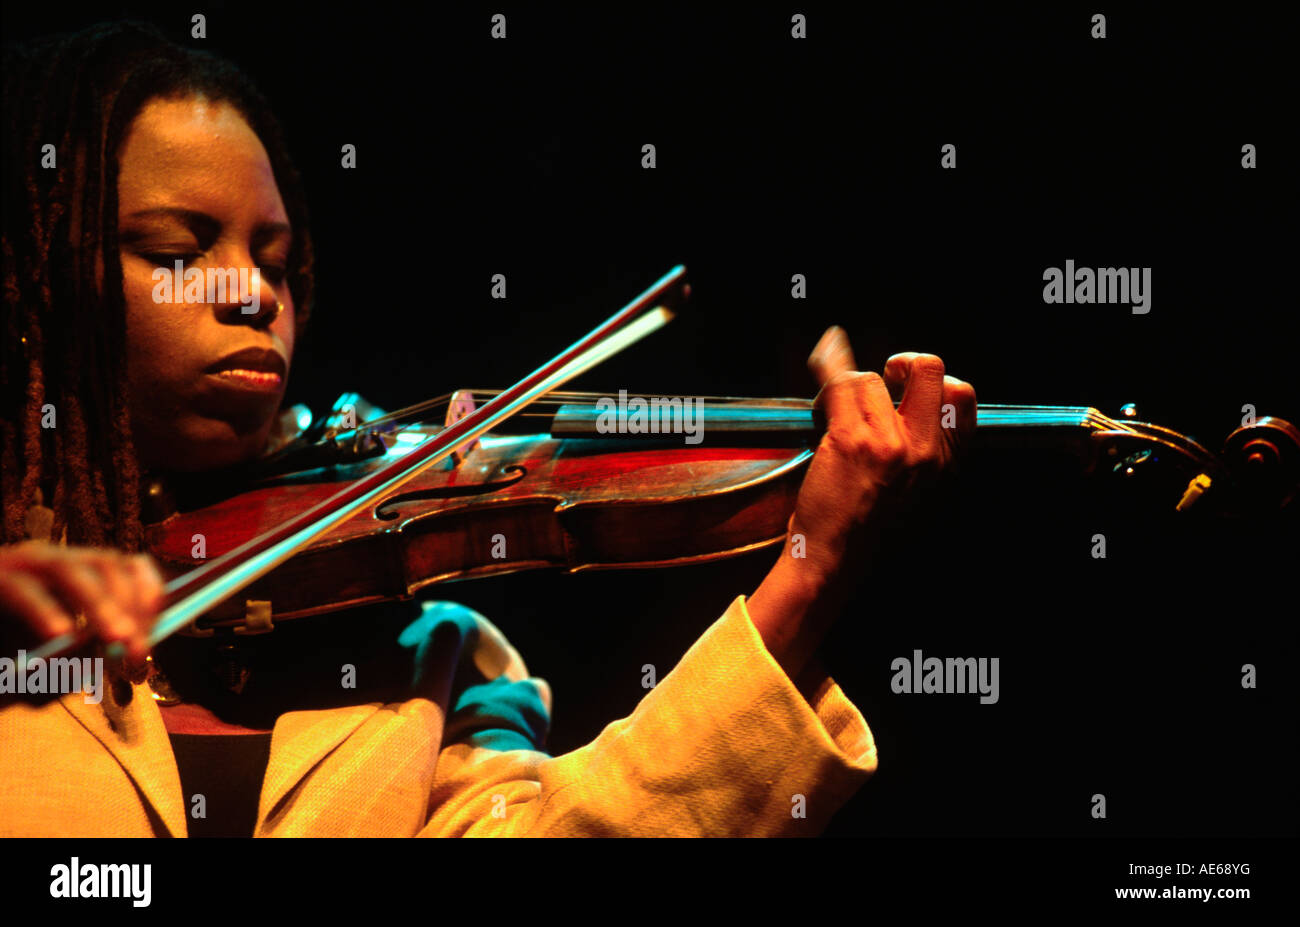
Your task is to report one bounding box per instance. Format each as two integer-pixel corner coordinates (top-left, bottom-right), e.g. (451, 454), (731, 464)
(549, 401), (1106, 442)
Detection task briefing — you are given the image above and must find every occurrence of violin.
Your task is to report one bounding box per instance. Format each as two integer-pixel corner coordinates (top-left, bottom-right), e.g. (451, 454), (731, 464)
(140, 387), (1300, 636)
(25, 266), (1300, 655)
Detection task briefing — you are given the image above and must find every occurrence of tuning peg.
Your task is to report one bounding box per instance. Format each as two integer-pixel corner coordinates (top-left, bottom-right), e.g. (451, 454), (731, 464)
(1175, 473), (1213, 512)
(1119, 403), (1139, 419)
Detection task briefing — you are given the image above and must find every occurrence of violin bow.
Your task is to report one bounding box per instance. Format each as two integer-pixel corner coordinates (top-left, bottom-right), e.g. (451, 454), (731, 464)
(25, 266), (690, 663)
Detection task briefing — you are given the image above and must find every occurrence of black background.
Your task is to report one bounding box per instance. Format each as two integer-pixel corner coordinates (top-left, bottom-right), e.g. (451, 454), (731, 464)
(4, 1), (1296, 844)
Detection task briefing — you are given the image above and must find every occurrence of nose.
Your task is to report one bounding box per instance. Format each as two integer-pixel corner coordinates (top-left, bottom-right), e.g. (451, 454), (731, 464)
(211, 262), (283, 329)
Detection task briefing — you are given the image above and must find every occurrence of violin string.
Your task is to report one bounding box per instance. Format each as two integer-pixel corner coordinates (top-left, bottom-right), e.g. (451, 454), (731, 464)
(349, 395), (1117, 439)
(349, 389), (816, 435)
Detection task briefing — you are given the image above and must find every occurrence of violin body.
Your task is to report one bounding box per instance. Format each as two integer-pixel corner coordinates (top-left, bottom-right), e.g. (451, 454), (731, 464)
(147, 426), (812, 629)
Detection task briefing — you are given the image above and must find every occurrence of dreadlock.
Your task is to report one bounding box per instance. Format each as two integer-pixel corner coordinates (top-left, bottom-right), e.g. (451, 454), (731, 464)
(2, 21), (314, 551)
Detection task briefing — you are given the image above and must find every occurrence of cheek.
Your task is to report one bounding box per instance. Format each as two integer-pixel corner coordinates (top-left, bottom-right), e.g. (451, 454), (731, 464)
(122, 267), (193, 387)
(274, 313), (295, 362)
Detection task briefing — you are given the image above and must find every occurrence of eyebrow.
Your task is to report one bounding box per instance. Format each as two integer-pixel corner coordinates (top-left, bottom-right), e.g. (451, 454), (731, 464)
(122, 206), (291, 239)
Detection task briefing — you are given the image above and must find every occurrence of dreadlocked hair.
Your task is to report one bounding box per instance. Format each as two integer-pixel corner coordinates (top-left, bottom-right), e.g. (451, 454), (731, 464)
(2, 21), (314, 551)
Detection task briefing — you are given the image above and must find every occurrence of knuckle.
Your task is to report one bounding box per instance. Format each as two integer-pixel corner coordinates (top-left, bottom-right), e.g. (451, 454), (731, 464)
(878, 439), (908, 469)
(93, 603), (129, 634)
(824, 423), (865, 456)
(912, 354), (945, 377)
(947, 377), (975, 400)
(825, 369), (862, 392)
(92, 555), (120, 582)
(67, 560), (99, 586)
(113, 553), (138, 582)
(863, 434), (894, 463)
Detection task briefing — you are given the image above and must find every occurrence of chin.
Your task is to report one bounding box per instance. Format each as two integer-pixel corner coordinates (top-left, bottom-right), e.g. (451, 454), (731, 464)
(138, 415), (275, 474)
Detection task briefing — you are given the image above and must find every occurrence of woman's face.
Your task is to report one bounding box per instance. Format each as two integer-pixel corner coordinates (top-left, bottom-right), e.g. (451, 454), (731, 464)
(115, 95), (296, 472)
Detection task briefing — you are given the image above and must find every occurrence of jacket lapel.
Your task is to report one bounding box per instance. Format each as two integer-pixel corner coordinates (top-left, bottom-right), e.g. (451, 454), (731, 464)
(58, 680), (188, 838)
(257, 703), (381, 829)
(60, 680), (384, 836)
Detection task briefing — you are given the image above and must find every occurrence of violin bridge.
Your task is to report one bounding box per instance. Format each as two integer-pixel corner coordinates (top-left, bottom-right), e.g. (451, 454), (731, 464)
(445, 389), (480, 467)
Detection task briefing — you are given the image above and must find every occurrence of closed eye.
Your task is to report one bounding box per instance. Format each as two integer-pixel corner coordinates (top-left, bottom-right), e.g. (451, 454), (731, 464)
(141, 252), (202, 266)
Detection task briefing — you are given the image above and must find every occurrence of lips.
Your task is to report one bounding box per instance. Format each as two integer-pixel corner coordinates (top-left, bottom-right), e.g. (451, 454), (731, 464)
(207, 347), (287, 376)
(205, 347), (287, 392)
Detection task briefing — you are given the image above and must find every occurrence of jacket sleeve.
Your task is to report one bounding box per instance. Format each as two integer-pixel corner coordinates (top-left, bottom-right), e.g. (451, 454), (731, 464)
(420, 595), (878, 837)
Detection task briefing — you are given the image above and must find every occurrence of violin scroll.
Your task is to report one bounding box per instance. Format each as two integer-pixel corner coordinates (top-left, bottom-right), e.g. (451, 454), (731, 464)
(1222, 416), (1300, 512)
(1100, 407), (1300, 516)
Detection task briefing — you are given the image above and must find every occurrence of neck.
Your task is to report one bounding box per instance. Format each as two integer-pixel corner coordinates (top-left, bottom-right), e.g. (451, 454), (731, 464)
(157, 700), (273, 735)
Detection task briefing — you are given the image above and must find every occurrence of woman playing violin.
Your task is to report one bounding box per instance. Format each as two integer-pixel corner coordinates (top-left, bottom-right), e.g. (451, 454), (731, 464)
(0, 22), (976, 837)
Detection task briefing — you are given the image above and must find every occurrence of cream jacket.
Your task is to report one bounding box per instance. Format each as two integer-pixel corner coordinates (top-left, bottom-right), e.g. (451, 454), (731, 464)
(0, 595), (877, 836)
